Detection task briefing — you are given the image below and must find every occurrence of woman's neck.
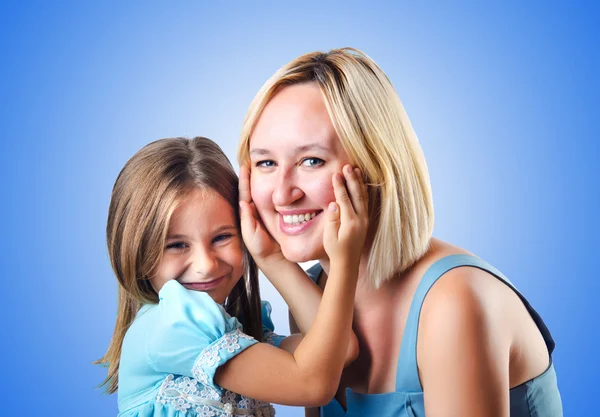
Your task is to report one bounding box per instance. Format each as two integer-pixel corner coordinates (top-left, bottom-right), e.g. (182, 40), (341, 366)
(318, 249), (406, 313)
(318, 250), (376, 293)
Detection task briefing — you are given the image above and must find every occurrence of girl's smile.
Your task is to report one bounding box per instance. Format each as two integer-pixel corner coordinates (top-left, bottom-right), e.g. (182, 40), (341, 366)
(180, 274), (228, 291)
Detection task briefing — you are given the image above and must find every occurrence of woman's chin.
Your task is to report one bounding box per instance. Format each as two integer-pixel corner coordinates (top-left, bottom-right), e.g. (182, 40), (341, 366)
(280, 245), (325, 264)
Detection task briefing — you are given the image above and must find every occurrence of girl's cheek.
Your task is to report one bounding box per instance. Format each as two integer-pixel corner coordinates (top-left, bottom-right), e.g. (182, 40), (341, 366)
(158, 257), (181, 279)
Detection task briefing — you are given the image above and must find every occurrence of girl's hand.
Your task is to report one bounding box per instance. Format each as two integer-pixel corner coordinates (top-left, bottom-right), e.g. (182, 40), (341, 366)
(323, 165), (369, 264)
(239, 164), (285, 264)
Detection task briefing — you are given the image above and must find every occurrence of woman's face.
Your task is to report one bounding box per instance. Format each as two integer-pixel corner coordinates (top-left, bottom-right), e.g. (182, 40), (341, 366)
(249, 83), (351, 263)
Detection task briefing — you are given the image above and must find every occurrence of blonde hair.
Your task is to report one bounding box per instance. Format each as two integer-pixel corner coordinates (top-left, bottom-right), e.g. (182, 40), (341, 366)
(96, 137), (262, 393)
(239, 48), (434, 288)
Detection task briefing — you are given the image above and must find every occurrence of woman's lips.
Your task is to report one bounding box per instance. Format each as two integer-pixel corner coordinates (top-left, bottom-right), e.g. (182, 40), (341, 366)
(181, 275), (226, 291)
(278, 211), (322, 235)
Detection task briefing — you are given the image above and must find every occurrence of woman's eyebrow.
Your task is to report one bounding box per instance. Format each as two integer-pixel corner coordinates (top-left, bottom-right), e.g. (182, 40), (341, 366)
(249, 148), (271, 156)
(296, 143), (330, 153)
(250, 143), (330, 156)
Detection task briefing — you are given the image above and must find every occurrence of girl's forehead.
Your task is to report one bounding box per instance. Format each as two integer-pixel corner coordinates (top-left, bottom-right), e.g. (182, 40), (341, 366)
(168, 190), (235, 230)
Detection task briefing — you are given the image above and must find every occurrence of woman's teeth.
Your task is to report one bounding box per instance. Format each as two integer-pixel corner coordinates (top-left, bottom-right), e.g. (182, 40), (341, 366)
(282, 212), (317, 225)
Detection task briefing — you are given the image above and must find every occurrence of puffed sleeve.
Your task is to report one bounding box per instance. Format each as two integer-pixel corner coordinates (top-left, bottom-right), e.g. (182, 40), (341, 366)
(146, 280), (258, 392)
(261, 300), (286, 348)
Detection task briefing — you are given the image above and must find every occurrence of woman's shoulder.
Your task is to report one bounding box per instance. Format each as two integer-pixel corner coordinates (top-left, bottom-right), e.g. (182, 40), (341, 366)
(415, 241), (514, 331)
(420, 264), (497, 330)
(414, 242), (548, 366)
(408, 241), (515, 353)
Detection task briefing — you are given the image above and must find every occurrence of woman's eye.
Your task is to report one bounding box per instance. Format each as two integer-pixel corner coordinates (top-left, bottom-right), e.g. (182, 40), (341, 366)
(301, 157), (325, 168)
(255, 160), (276, 168)
(165, 241), (188, 251)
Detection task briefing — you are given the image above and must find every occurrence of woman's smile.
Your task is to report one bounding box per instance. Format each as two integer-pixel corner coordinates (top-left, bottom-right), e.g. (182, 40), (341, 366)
(278, 209), (323, 235)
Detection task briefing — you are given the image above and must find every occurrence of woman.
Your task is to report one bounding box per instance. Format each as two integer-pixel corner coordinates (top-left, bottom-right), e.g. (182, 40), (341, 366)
(237, 48), (562, 416)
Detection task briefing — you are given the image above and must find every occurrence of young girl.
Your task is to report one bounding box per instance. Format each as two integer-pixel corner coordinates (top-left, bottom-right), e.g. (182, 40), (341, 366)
(97, 136), (368, 417)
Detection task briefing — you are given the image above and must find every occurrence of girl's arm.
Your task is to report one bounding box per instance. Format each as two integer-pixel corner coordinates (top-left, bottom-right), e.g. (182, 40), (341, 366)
(217, 166), (367, 406)
(289, 316), (325, 417)
(239, 164), (359, 365)
(253, 260), (358, 366)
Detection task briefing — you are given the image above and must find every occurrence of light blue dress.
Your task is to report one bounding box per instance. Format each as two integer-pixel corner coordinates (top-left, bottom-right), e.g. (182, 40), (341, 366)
(117, 280), (285, 417)
(306, 255), (563, 417)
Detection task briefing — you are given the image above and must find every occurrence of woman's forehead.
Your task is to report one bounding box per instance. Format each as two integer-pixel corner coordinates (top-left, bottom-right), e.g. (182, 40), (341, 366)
(250, 84), (341, 155)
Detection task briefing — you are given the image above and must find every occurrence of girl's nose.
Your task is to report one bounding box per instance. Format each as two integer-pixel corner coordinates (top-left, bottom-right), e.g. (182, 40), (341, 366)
(192, 249), (220, 278)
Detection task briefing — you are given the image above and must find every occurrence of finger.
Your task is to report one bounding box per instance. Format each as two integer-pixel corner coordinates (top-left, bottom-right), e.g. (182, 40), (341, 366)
(323, 201), (340, 244)
(354, 167), (369, 213)
(342, 165), (366, 216)
(332, 172), (353, 224)
(239, 201), (257, 237)
(239, 164), (252, 203)
(247, 200), (272, 239)
(248, 201), (261, 224)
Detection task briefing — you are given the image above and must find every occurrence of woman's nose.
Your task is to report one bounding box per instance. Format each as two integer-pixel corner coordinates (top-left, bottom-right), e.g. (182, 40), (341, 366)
(272, 169), (304, 207)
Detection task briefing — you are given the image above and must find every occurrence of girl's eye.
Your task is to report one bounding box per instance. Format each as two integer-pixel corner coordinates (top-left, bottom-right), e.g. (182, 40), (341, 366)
(165, 241), (188, 251)
(301, 157), (325, 168)
(255, 160), (276, 168)
(213, 233), (235, 244)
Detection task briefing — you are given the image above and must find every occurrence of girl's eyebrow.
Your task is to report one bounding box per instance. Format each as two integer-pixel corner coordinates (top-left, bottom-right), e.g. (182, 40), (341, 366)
(249, 143), (330, 156)
(166, 225), (237, 240)
(166, 234), (188, 240)
(214, 225), (238, 233)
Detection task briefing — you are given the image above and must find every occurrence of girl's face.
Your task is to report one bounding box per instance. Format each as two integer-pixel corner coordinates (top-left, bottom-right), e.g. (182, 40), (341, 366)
(249, 83), (351, 263)
(150, 189), (244, 304)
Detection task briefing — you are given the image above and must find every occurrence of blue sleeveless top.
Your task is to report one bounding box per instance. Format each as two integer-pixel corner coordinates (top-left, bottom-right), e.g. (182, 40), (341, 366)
(306, 255), (563, 417)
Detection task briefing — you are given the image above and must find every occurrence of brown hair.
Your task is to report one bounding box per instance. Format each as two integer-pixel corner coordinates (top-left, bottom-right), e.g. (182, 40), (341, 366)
(239, 48), (434, 288)
(96, 137), (262, 393)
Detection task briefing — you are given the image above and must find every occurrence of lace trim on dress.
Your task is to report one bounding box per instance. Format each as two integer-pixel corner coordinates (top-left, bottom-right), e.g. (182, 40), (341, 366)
(156, 329), (275, 416)
(262, 330), (279, 346)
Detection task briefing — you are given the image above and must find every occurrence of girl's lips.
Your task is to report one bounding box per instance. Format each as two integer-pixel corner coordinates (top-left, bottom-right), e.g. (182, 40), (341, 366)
(278, 211), (322, 235)
(181, 275), (226, 291)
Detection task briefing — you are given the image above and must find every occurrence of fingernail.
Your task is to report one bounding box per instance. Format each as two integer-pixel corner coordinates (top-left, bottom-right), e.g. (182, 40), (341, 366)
(329, 202), (337, 212)
(335, 173), (343, 182)
(345, 165), (353, 174)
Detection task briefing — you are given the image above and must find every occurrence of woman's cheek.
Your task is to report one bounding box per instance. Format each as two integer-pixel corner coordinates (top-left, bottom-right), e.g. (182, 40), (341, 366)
(309, 174), (337, 206)
(250, 174), (270, 208)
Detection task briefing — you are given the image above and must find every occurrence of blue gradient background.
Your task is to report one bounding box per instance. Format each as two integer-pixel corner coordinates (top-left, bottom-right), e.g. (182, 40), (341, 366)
(1, 2), (598, 416)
